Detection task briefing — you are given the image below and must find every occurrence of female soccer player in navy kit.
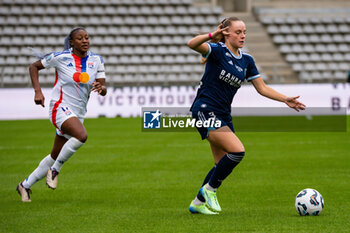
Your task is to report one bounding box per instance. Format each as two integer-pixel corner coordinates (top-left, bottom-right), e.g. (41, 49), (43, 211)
(187, 17), (306, 214)
(16, 28), (107, 202)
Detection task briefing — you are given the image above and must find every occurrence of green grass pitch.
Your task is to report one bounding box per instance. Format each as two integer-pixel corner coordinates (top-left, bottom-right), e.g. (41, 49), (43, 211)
(0, 117), (349, 233)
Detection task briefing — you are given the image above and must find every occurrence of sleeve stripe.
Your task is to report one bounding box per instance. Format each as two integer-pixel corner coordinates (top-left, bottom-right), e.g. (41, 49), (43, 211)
(247, 74), (261, 81)
(202, 42), (211, 59)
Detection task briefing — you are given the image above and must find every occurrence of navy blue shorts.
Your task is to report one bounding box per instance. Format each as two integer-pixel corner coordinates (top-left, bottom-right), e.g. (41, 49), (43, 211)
(191, 104), (234, 140)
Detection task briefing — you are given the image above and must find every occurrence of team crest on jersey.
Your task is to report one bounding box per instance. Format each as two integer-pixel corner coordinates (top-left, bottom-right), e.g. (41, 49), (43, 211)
(235, 65), (243, 72)
(88, 62), (94, 68)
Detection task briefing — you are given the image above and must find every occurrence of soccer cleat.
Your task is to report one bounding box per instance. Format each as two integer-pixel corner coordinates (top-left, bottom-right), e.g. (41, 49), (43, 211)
(200, 186), (222, 212)
(16, 182), (32, 202)
(189, 201), (218, 215)
(46, 168), (59, 189)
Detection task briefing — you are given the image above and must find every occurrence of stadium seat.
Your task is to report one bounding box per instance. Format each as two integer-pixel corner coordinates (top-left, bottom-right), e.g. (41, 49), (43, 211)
(308, 53), (320, 62)
(326, 44), (338, 52)
(339, 63), (350, 71)
(298, 54), (309, 62)
(320, 53), (332, 62)
(303, 63), (315, 71)
(321, 71), (332, 80)
(291, 25), (303, 33)
(291, 44), (303, 53)
(285, 35), (297, 43)
(328, 62), (339, 70)
(332, 34), (344, 43)
(297, 35), (309, 43)
(334, 71), (347, 79)
(267, 25), (279, 34)
(338, 24), (350, 33)
(292, 63), (303, 72)
(303, 44), (315, 53)
(344, 53), (350, 61)
(279, 25), (291, 34)
(273, 35), (285, 44)
(279, 45), (291, 54)
(332, 53), (344, 61)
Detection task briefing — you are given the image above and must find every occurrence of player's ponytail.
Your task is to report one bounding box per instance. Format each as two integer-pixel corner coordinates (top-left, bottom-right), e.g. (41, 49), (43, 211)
(64, 35), (71, 50)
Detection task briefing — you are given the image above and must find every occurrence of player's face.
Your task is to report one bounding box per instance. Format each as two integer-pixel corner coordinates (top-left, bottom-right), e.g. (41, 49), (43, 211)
(226, 20), (246, 49)
(71, 30), (90, 53)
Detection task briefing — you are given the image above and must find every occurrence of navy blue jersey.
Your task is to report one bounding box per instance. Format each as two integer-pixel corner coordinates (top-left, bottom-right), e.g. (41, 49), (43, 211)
(191, 42), (261, 115)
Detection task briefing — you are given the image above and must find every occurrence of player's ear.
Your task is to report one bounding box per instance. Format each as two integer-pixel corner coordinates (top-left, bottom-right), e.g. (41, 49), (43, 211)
(222, 30), (230, 36)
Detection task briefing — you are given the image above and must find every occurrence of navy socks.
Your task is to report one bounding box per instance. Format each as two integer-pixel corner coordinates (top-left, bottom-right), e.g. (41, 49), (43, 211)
(196, 152), (245, 202)
(209, 152), (245, 188)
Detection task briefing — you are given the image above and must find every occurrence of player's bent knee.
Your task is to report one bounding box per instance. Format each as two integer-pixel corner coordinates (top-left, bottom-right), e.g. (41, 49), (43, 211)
(227, 151), (245, 163)
(77, 133), (88, 143)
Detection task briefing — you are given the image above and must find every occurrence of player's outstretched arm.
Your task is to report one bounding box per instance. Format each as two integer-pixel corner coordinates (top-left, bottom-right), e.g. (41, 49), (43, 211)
(251, 77), (306, 112)
(29, 60), (45, 107)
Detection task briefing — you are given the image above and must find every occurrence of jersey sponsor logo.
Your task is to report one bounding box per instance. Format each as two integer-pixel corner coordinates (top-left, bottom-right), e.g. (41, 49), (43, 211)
(67, 62), (73, 67)
(97, 70), (104, 73)
(219, 69), (242, 88)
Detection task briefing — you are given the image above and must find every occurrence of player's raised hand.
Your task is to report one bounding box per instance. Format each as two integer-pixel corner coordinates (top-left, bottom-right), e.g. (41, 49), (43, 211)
(34, 90), (45, 107)
(284, 96), (306, 112)
(211, 23), (229, 41)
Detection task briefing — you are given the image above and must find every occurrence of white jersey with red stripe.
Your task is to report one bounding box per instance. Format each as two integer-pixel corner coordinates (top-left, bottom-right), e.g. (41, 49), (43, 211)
(41, 48), (106, 118)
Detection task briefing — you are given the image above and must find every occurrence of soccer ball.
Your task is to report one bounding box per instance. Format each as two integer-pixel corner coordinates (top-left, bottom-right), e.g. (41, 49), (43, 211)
(295, 188), (324, 216)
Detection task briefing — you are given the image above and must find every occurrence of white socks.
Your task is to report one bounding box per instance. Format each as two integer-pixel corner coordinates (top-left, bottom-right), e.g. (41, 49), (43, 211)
(21, 138), (84, 189)
(51, 137), (84, 172)
(22, 154), (55, 189)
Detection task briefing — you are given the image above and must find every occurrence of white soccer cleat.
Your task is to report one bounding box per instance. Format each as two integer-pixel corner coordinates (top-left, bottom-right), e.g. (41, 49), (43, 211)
(16, 182), (32, 202)
(46, 168), (59, 189)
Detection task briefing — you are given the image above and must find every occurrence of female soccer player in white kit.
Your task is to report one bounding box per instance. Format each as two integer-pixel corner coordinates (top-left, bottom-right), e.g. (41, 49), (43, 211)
(17, 28), (107, 202)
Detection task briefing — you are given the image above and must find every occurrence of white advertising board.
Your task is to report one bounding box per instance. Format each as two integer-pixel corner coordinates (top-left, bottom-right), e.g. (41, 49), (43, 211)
(0, 83), (349, 120)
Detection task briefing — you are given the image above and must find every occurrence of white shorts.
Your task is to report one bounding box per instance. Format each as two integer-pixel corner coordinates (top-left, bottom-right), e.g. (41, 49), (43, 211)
(49, 100), (84, 138)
